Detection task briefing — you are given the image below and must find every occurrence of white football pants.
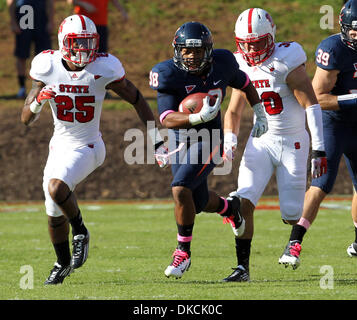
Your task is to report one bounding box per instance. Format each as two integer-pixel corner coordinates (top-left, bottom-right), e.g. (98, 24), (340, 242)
(43, 137), (106, 217)
(235, 130), (309, 221)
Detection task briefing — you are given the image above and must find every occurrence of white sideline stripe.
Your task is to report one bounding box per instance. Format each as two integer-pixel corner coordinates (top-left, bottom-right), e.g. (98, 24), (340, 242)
(320, 203), (351, 210)
(136, 204), (174, 210)
(84, 205), (102, 211)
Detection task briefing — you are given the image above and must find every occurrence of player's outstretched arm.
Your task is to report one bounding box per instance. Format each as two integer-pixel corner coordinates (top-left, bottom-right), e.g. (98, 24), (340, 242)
(287, 64), (327, 178)
(312, 67), (340, 110)
(223, 88), (246, 161)
(241, 81), (268, 138)
(107, 78), (168, 167)
(107, 78), (156, 124)
(224, 88), (246, 137)
(21, 80), (46, 126)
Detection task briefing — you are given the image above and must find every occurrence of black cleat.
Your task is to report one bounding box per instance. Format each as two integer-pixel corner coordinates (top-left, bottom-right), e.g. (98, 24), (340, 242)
(44, 262), (72, 285)
(347, 242), (357, 257)
(222, 265), (250, 282)
(223, 195), (245, 237)
(71, 232), (90, 269)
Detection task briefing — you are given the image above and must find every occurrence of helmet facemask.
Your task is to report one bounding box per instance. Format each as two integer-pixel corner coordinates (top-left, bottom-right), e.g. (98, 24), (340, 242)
(173, 42), (213, 74)
(172, 22), (213, 74)
(339, 0), (357, 51)
(234, 8), (276, 66)
(235, 33), (274, 66)
(62, 33), (99, 67)
(340, 22), (357, 51)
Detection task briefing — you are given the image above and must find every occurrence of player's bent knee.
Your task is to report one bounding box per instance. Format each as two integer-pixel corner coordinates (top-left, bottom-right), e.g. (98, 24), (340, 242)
(282, 219), (299, 225)
(172, 186), (192, 204)
(48, 178), (71, 205)
(48, 215), (67, 229)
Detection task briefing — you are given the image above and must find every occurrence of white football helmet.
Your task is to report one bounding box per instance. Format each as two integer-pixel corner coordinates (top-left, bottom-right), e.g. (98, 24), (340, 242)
(58, 15), (99, 67)
(235, 8), (276, 66)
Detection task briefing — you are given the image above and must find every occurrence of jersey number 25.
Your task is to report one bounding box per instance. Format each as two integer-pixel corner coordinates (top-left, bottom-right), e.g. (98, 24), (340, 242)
(55, 95), (95, 123)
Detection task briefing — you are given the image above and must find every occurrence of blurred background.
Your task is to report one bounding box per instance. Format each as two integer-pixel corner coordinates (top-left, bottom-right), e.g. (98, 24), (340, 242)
(0, 0), (349, 202)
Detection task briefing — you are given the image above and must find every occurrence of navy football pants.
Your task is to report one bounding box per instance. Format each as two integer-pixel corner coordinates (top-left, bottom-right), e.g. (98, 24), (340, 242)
(312, 114), (357, 193)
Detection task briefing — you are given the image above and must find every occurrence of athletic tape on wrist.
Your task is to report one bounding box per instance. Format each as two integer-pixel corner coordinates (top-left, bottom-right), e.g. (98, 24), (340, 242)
(337, 93), (357, 110)
(29, 100), (43, 114)
(188, 113), (202, 125)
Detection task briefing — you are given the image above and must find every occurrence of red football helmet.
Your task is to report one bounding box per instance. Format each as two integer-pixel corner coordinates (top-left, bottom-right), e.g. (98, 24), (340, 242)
(235, 8), (276, 66)
(58, 15), (99, 67)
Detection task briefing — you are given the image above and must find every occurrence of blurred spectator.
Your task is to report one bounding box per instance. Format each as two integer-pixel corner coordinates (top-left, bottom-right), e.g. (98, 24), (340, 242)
(8, 0), (54, 99)
(67, 0), (128, 53)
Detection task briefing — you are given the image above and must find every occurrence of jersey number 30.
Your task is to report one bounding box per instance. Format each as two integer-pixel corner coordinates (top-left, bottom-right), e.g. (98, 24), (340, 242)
(261, 91), (283, 115)
(55, 95), (95, 123)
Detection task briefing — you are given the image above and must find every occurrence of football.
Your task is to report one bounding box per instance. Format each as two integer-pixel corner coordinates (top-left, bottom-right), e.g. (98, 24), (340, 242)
(178, 92), (216, 114)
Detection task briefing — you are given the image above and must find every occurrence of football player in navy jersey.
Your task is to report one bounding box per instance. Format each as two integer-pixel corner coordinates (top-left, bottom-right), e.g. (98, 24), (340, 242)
(150, 21), (268, 278)
(284, 0), (357, 262)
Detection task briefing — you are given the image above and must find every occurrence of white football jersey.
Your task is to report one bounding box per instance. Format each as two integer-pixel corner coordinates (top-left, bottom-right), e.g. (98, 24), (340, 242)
(30, 50), (125, 147)
(234, 41), (307, 135)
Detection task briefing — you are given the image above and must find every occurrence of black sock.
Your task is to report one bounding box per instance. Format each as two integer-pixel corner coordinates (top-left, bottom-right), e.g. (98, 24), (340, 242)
(18, 75), (25, 88)
(354, 226), (357, 243)
(216, 197), (226, 213)
(235, 238), (251, 271)
(69, 210), (87, 236)
(177, 223), (194, 254)
(289, 224), (306, 243)
(53, 240), (71, 266)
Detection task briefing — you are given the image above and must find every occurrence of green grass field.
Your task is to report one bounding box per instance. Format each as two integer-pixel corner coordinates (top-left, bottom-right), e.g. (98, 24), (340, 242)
(1, 197), (357, 301)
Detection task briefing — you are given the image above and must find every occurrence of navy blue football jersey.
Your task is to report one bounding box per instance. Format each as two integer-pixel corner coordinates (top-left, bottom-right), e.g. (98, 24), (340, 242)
(150, 49), (249, 132)
(315, 33), (357, 123)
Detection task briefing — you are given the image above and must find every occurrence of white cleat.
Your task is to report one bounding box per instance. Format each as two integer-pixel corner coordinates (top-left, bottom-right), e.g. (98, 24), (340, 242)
(164, 249), (191, 279)
(278, 241), (301, 270)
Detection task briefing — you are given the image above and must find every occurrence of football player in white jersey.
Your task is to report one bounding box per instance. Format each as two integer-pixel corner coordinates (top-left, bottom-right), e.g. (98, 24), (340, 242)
(222, 8), (327, 281)
(21, 14), (167, 285)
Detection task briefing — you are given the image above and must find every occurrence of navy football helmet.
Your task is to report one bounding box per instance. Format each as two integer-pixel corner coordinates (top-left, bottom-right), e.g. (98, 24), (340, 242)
(339, 0), (357, 51)
(172, 22), (213, 74)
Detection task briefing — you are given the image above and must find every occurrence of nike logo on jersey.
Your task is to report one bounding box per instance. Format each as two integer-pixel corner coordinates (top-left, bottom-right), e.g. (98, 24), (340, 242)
(213, 80), (222, 85)
(59, 84), (89, 94)
(252, 79), (271, 89)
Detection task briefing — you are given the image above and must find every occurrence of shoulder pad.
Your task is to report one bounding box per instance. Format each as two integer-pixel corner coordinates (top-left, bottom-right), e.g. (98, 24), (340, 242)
(150, 60), (176, 91)
(213, 49), (238, 65)
(274, 42), (306, 73)
(317, 34), (341, 53)
(94, 53), (125, 81)
(29, 50), (54, 79)
(315, 34), (343, 70)
(233, 51), (246, 68)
